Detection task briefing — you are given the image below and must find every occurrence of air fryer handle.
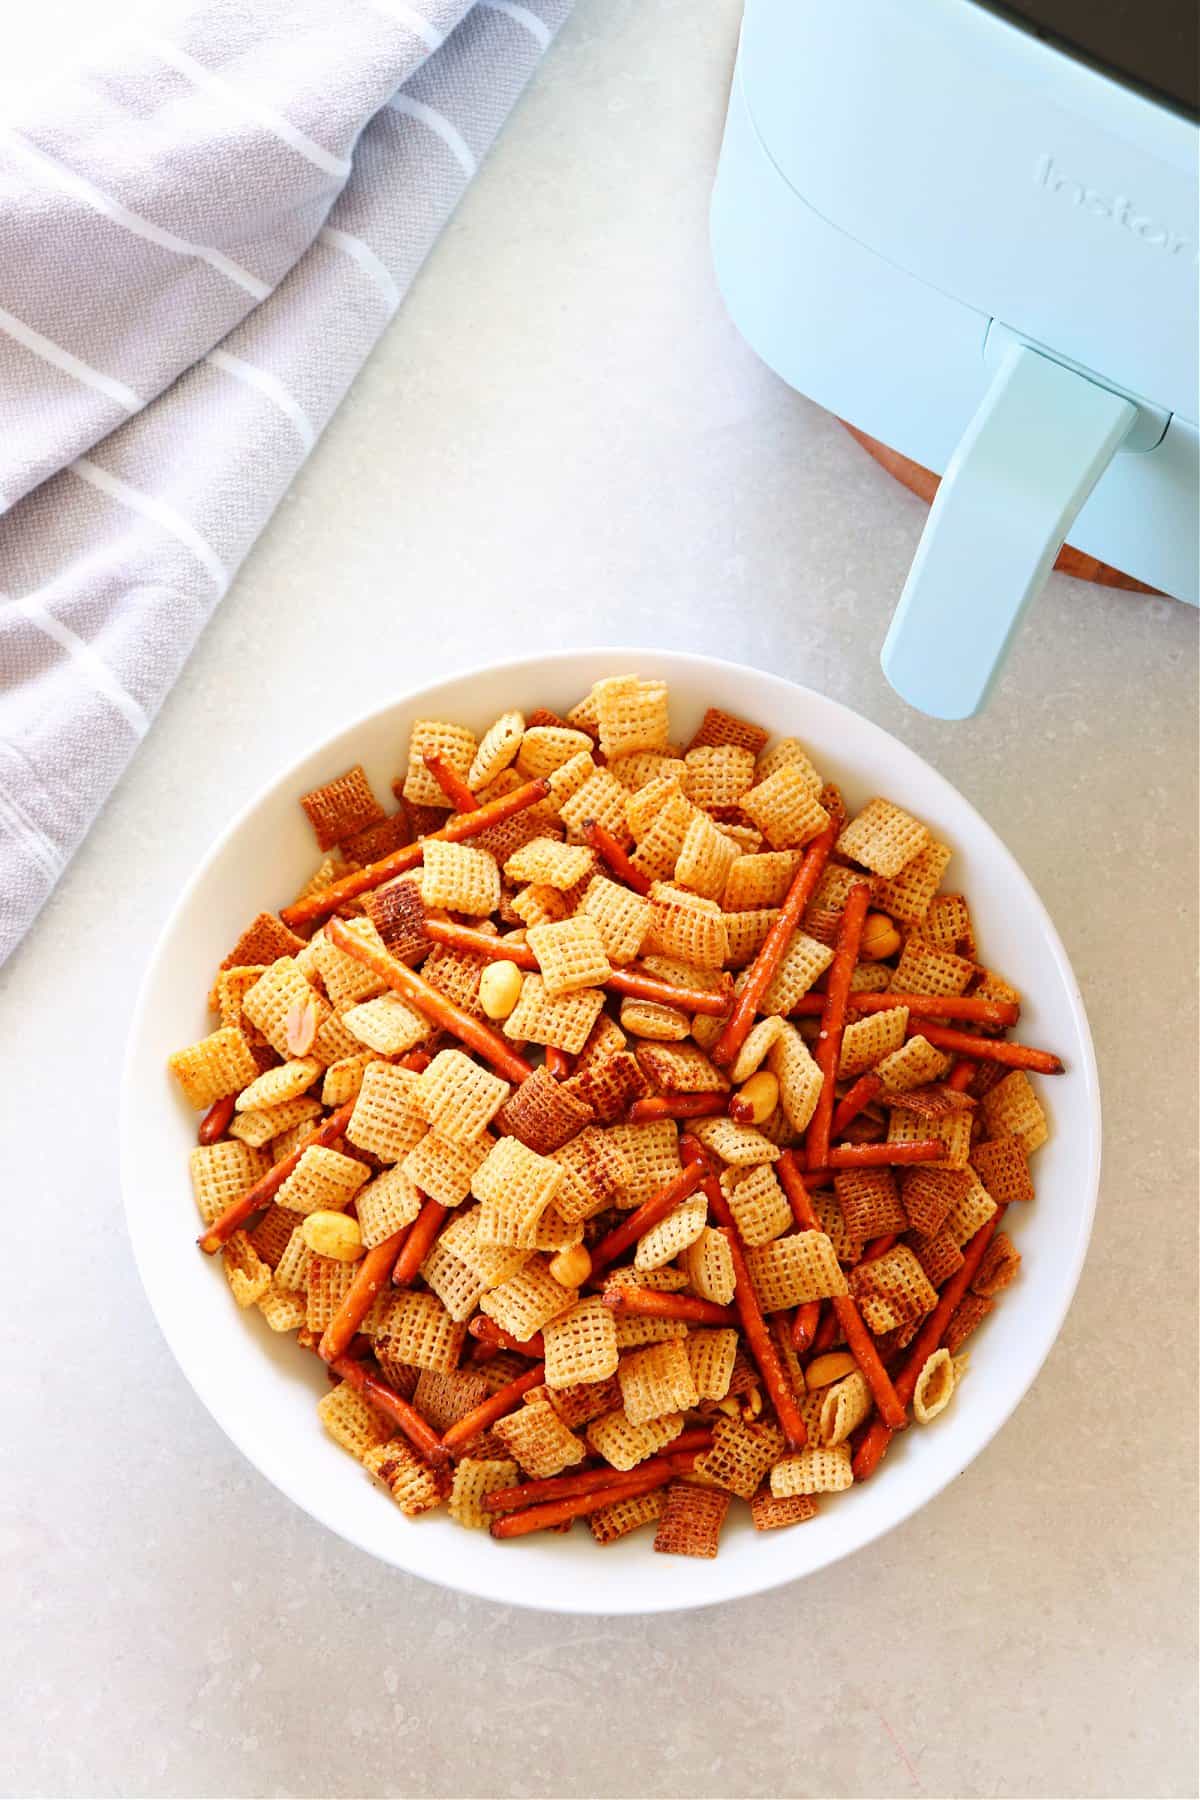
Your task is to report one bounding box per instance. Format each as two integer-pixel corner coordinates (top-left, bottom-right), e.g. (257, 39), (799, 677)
(880, 344), (1137, 719)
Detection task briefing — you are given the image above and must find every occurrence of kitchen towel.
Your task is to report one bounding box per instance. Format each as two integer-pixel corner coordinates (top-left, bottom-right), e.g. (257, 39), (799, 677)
(0, 0), (571, 966)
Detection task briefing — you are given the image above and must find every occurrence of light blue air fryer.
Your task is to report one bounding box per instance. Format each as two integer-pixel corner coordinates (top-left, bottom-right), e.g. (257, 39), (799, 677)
(711, 0), (1199, 718)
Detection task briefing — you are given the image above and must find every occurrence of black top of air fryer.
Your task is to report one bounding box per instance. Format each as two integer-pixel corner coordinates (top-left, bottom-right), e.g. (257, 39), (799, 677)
(984, 1), (1199, 118)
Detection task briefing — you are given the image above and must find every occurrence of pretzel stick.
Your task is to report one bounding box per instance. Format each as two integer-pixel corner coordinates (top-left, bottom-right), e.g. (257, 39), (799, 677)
(912, 1022), (1062, 1074)
(467, 1316), (546, 1357)
(580, 819), (652, 896)
(422, 752), (479, 812)
(588, 1161), (706, 1273)
(606, 967), (732, 1017)
(627, 1092), (728, 1124)
(544, 1045), (572, 1079)
(710, 824), (836, 1068)
(791, 991), (1021, 1029)
(198, 1094), (237, 1145)
(197, 1101), (355, 1252)
(683, 1144), (807, 1449)
(805, 881), (871, 1168)
(484, 1436), (713, 1514)
(319, 1227), (410, 1363)
(326, 915), (534, 1084)
(777, 1151), (822, 1231)
(489, 1458), (699, 1538)
(791, 1300), (821, 1353)
(860, 1232), (899, 1262)
(396, 1048), (433, 1073)
(777, 1148), (905, 1427)
(440, 1363), (547, 1454)
(830, 1071), (884, 1137)
(804, 1139), (945, 1172)
(391, 1196), (449, 1287)
(280, 776), (551, 927)
(946, 1059), (977, 1092)
(421, 918), (732, 1016)
(327, 1352), (449, 1467)
(809, 1309), (839, 1354)
(424, 920), (538, 968)
(852, 1206), (1007, 1480)
(716, 1211), (808, 1449)
(602, 1287), (738, 1327)
(831, 1292), (907, 1429)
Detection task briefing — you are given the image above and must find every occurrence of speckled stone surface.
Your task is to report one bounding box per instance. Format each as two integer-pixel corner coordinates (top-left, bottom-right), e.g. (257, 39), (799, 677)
(2, 3), (1197, 1796)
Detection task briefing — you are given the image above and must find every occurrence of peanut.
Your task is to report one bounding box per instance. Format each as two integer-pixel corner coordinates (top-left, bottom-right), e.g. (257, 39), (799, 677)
(805, 1351), (858, 1388)
(285, 993), (320, 1056)
(300, 1210), (364, 1262)
(548, 1243), (592, 1288)
(736, 1069), (779, 1125)
(479, 959), (524, 1020)
(860, 912), (902, 961)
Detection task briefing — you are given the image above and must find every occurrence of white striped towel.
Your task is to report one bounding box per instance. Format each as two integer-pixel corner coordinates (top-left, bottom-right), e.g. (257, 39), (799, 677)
(0, 0), (571, 966)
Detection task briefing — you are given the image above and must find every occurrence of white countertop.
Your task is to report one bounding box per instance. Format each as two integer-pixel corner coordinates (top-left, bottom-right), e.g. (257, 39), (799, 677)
(3, 4), (1197, 1797)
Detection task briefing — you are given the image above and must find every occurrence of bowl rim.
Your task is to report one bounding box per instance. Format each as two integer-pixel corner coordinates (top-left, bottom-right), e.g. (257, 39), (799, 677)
(121, 647), (1102, 1613)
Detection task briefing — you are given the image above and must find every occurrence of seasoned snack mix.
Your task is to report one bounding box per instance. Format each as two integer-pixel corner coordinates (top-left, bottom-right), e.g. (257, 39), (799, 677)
(170, 679), (1063, 1556)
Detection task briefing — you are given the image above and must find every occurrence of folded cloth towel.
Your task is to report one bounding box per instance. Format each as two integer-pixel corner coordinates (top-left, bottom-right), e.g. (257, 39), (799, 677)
(0, 0), (571, 965)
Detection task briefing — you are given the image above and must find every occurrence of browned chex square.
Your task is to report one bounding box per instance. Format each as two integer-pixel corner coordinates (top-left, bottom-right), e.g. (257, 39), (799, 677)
(907, 1227), (965, 1288)
(750, 1489), (818, 1530)
(900, 1165), (972, 1237)
(972, 1135), (1036, 1204)
(411, 1368), (493, 1436)
(653, 1481), (731, 1558)
(634, 1040), (729, 1095)
(496, 1064), (595, 1152)
(420, 943), (488, 1018)
(849, 1245), (938, 1333)
(372, 1290), (466, 1373)
(971, 1230), (1021, 1298)
(686, 706), (769, 758)
(834, 1168), (907, 1240)
(945, 1290), (994, 1354)
(563, 1051), (651, 1124)
(340, 809), (414, 869)
(589, 1490), (667, 1545)
(692, 1415), (784, 1500)
(542, 1136), (622, 1229)
(546, 1374), (624, 1429)
(300, 765), (385, 851)
(220, 911), (306, 973)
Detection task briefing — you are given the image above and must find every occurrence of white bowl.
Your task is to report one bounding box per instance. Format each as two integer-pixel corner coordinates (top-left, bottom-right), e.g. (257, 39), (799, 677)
(121, 649), (1100, 1614)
